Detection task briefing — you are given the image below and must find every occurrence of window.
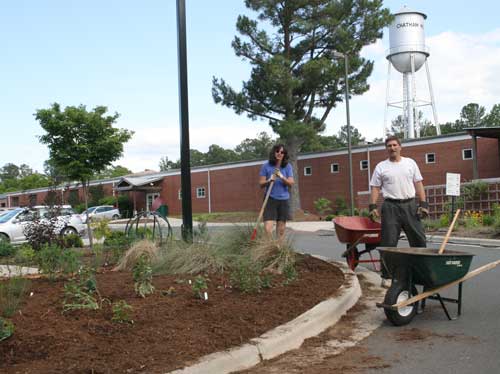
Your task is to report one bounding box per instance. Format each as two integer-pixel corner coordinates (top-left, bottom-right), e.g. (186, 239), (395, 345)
(360, 160), (368, 170)
(304, 166), (312, 176)
(463, 149), (473, 160)
(29, 194), (37, 206)
(426, 153), (436, 164)
(178, 189), (182, 200)
(196, 187), (206, 198)
(330, 163), (339, 173)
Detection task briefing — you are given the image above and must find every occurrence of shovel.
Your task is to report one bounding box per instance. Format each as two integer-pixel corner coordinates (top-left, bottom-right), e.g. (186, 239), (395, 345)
(438, 208), (461, 254)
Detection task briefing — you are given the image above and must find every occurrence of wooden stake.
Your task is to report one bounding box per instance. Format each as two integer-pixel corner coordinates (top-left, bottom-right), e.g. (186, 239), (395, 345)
(438, 208), (461, 254)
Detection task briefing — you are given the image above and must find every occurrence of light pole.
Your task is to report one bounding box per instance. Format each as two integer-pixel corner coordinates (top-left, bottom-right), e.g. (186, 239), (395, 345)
(333, 51), (354, 215)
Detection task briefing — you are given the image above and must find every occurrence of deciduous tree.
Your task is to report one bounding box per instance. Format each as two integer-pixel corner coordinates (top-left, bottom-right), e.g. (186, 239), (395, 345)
(36, 103), (133, 247)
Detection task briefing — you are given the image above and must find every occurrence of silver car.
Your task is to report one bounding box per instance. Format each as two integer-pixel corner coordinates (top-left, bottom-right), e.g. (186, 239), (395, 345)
(80, 205), (121, 223)
(0, 207), (86, 243)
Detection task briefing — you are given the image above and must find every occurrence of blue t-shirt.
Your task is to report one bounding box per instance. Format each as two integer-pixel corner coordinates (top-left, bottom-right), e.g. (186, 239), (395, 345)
(259, 162), (293, 200)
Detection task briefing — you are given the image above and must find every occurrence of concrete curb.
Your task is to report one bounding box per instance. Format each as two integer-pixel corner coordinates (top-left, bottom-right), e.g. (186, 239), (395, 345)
(166, 261), (361, 374)
(426, 234), (500, 247)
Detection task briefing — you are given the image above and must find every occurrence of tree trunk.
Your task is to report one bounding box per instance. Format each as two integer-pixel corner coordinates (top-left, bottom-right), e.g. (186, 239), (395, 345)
(83, 181), (94, 249)
(286, 140), (301, 214)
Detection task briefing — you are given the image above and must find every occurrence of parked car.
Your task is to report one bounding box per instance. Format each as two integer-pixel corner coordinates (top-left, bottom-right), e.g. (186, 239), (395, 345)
(0, 207), (86, 244)
(80, 205), (121, 223)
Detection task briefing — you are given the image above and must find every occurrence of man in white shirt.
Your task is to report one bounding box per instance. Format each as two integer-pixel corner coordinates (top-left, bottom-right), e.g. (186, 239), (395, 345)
(369, 135), (429, 248)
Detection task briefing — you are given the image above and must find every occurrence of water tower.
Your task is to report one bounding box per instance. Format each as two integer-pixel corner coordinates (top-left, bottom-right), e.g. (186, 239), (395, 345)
(384, 6), (440, 138)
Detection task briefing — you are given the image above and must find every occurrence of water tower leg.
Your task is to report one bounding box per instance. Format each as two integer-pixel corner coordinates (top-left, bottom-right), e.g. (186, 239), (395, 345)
(425, 60), (441, 135)
(410, 54), (419, 138)
(383, 62), (392, 137)
(404, 72), (414, 139)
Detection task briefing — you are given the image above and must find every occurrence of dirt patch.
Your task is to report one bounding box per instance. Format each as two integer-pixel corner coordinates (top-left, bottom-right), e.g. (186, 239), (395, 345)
(0, 255), (343, 374)
(392, 327), (480, 343)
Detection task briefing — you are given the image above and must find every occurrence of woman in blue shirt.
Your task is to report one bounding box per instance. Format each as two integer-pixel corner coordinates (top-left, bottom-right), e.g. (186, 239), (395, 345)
(258, 144), (295, 240)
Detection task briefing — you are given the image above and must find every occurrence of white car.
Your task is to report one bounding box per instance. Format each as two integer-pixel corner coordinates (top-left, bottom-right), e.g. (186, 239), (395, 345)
(0, 207), (86, 244)
(80, 205), (121, 223)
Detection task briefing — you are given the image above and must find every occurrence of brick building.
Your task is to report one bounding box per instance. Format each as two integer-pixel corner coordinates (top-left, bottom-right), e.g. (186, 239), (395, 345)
(1, 132), (499, 216)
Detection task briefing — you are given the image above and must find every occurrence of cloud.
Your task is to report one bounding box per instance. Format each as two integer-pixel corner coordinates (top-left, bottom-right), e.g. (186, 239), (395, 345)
(325, 28), (500, 141)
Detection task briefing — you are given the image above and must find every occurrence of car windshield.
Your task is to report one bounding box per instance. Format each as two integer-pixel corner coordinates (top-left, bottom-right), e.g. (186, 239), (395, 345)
(82, 207), (97, 215)
(0, 209), (21, 223)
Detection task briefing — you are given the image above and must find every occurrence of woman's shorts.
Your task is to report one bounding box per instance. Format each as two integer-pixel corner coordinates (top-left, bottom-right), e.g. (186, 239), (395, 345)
(263, 197), (292, 222)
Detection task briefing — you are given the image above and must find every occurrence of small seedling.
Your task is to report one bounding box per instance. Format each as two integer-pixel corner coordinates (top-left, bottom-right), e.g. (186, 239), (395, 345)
(192, 275), (208, 299)
(112, 300), (133, 324)
(0, 317), (14, 341)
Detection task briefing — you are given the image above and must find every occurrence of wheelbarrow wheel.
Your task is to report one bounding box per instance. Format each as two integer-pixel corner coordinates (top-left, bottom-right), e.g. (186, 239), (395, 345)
(383, 282), (418, 326)
(345, 246), (359, 271)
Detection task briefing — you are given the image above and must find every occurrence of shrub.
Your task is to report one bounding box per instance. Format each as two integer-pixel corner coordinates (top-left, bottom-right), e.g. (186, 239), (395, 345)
(0, 241), (16, 257)
(133, 254), (155, 298)
(324, 214), (335, 222)
(313, 197), (332, 217)
(14, 244), (36, 264)
(0, 317), (14, 342)
(334, 196), (348, 214)
(36, 244), (64, 280)
(104, 231), (131, 249)
(230, 256), (264, 294)
(114, 239), (159, 271)
(0, 277), (31, 317)
(61, 233), (84, 248)
(439, 214), (450, 228)
(462, 181), (489, 201)
(92, 219), (112, 240)
(23, 216), (62, 251)
(63, 267), (99, 312)
(482, 214), (494, 226)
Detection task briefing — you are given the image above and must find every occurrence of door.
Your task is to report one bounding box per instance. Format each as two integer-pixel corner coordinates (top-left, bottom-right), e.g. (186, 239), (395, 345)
(146, 193), (160, 212)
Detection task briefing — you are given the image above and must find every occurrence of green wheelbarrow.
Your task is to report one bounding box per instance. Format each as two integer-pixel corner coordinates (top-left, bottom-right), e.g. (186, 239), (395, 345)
(376, 247), (500, 326)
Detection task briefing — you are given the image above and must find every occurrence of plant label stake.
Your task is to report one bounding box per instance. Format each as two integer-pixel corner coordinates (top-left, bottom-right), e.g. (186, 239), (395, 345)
(250, 179), (275, 241)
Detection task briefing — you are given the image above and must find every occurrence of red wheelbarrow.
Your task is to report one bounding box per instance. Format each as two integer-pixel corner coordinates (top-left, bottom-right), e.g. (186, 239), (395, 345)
(333, 216), (382, 271)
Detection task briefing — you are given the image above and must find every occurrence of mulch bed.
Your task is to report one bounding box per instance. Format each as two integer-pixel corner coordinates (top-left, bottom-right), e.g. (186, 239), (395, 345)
(0, 254), (344, 374)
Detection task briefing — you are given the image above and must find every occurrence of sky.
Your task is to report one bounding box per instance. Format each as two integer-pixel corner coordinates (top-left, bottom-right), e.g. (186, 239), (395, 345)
(1, 0), (499, 173)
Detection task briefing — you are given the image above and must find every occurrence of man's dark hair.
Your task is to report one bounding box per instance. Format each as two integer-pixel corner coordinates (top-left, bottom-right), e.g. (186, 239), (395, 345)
(268, 144), (289, 167)
(385, 135), (401, 146)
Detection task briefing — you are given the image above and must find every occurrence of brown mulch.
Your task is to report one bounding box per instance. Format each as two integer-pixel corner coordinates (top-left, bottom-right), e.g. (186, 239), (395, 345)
(0, 255), (344, 374)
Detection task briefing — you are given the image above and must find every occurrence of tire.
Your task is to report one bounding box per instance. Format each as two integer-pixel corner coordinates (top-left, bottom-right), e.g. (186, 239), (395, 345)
(383, 282), (418, 326)
(60, 226), (77, 237)
(0, 233), (10, 243)
(112, 214), (120, 220)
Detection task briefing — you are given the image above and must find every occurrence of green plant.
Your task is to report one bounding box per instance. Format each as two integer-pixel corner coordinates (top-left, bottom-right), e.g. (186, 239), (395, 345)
(0, 317), (14, 342)
(230, 257), (263, 294)
(133, 255), (155, 298)
(282, 263), (298, 285)
(112, 300), (134, 324)
(0, 241), (16, 257)
(92, 219), (112, 240)
(313, 197), (332, 217)
(0, 277), (31, 318)
(60, 250), (82, 276)
(462, 181), (489, 201)
(324, 214), (335, 222)
(63, 267), (99, 312)
(191, 275), (208, 299)
(14, 244), (36, 264)
(61, 233), (84, 248)
(439, 214), (450, 228)
(36, 244), (64, 280)
(334, 196), (348, 215)
(482, 214), (494, 226)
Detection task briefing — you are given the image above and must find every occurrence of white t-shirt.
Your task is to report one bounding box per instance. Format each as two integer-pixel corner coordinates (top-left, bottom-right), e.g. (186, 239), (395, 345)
(370, 157), (423, 200)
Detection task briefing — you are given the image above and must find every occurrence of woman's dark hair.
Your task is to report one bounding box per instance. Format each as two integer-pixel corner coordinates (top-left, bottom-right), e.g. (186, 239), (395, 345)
(268, 144), (289, 167)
